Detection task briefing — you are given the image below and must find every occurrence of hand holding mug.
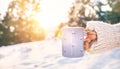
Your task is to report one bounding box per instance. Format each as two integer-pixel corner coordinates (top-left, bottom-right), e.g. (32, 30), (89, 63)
(84, 30), (97, 52)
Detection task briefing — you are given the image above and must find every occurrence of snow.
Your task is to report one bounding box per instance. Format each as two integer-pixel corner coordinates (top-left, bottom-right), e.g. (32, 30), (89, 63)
(0, 39), (120, 69)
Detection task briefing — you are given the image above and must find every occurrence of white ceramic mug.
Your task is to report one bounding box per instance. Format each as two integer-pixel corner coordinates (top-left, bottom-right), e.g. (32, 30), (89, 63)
(62, 27), (85, 58)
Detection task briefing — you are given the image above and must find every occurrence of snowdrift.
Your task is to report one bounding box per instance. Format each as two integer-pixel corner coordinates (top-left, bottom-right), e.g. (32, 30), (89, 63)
(0, 39), (120, 69)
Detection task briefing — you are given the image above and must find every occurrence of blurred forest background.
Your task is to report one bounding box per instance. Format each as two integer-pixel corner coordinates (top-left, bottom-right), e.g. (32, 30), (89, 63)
(0, 0), (120, 46)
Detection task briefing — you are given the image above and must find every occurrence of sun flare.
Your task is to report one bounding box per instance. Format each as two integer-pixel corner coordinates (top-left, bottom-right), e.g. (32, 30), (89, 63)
(34, 0), (74, 30)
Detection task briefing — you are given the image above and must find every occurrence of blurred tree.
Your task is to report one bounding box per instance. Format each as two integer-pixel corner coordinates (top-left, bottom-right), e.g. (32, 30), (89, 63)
(67, 0), (97, 27)
(54, 0), (97, 37)
(67, 0), (120, 25)
(108, 0), (120, 12)
(0, 13), (3, 42)
(96, 0), (120, 24)
(54, 0), (120, 38)
(0, 0), (45, 46)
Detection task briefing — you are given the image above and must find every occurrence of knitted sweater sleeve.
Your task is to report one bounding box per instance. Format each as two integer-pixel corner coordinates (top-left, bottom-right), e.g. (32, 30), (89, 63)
(86, 21), (120, 54)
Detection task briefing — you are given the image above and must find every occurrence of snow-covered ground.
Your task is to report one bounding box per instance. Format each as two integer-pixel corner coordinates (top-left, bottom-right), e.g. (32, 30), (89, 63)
(0, 39), (120, 69)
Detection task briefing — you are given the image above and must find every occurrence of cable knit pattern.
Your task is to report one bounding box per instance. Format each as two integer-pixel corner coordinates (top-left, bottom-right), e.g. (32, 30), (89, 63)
(86, 21), (120, 54)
